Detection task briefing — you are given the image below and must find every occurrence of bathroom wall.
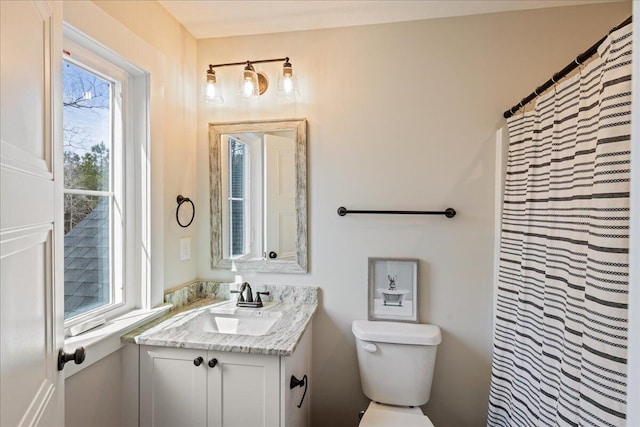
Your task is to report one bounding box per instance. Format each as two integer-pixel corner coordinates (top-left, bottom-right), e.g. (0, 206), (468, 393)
(195, 3), (631, 426)
(92, 0), (199, 293)
(64, 1), (198, 425)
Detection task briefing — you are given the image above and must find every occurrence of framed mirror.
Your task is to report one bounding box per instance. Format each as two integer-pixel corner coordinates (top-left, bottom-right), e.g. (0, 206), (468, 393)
(209, 118), (307, 273)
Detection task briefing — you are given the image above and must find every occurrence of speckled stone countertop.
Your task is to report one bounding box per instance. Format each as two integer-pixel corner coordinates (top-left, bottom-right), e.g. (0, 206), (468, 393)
(123, 282), (318, 356)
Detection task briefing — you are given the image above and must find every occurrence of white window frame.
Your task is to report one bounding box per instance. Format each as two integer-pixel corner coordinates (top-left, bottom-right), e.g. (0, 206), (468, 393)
(62, 27), (148, 333)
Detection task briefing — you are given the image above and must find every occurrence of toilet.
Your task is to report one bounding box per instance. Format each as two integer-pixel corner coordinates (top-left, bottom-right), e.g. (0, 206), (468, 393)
(352, 320), (441, 427)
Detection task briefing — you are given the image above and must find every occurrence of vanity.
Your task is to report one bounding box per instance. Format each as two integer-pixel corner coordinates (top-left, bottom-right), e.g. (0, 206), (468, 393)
(126, 282), (317, 427)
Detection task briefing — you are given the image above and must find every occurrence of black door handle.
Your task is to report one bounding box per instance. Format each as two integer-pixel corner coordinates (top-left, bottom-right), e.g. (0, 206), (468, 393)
(269, 251), (278, 259)
(208, 358), (218, 368)
(57, 347), (86, 371)
(193, 357), (204, 366)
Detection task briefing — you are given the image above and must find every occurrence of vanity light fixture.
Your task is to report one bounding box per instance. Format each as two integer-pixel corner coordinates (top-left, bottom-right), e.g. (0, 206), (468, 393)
(204, 68), (224, 104)
(239, 62), (260, 99)
(277, 58), (299, 98)
(204, 57), (298, 104)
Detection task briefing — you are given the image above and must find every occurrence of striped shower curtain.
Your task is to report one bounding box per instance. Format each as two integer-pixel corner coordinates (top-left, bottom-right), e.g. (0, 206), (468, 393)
(488, 23), (632, 427)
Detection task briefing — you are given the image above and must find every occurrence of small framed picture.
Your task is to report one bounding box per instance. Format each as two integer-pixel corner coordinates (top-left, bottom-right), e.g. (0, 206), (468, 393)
(368, 257), (419, 323)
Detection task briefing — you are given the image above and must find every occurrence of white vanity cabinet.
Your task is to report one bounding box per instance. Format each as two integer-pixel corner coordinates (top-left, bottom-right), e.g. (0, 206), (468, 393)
(139, 327), (311, 427)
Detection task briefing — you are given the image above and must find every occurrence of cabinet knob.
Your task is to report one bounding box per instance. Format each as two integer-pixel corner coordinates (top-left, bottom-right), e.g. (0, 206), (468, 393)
(193, 357), (204, 366)
(208, 358), (218, 368)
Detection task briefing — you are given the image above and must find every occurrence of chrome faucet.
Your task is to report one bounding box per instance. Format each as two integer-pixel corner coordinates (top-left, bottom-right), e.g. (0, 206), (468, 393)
(230, 282), (269, 308)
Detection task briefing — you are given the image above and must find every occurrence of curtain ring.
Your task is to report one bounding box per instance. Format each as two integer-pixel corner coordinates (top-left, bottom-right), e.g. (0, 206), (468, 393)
(577, 59), (583, 77)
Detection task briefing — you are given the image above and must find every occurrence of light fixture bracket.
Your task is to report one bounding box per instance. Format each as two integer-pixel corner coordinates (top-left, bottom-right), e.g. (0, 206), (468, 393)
(257, 72), (268, 95)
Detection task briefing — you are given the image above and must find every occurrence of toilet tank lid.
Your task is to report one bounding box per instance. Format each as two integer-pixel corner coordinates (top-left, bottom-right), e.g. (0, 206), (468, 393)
(352, 320), (441, 345)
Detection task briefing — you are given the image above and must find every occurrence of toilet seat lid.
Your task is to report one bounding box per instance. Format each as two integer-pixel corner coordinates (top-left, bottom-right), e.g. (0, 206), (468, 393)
(352, 320), (441, 345)
(359, 406), (435, 427)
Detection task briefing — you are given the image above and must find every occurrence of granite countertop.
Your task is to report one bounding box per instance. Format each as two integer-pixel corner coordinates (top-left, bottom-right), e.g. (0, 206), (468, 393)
(123, 282), (318, 357)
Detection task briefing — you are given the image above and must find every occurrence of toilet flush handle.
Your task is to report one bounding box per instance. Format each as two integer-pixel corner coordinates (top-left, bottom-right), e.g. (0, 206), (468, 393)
(361, 343), (377, 353)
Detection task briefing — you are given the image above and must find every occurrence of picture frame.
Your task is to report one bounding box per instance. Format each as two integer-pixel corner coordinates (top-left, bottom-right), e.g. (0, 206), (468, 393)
(368, 257), (419, 323)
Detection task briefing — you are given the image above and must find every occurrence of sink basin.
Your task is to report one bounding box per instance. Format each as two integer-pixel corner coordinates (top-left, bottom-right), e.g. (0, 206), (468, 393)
(179, 310), (282, 336)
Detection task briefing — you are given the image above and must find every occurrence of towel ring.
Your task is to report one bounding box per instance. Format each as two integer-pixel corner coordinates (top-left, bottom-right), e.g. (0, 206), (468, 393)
(176, 195), (195, 228)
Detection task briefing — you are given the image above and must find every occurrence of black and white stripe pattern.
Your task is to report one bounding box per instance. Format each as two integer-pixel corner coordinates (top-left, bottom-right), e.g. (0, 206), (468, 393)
(488, 23), (631, 427)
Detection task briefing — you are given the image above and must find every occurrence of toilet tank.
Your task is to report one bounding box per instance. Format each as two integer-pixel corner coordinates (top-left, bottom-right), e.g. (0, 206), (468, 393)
(352, 320), (441, 407)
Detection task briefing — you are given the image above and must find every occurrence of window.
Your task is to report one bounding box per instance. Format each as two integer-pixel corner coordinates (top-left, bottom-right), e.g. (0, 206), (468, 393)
(62, 29), (148, 330)
(63, 58), (122, 319)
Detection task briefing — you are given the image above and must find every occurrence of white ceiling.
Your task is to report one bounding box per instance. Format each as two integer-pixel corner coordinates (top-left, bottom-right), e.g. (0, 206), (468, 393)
(157, 0), (622, 39)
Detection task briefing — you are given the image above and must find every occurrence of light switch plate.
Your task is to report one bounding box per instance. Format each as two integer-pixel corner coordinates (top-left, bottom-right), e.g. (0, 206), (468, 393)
(180, 237), (191, 260)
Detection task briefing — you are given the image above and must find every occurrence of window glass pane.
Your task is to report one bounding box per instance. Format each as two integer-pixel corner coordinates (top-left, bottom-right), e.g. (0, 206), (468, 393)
(63, 58), (113, 320)
(229, 139), (245, 198)
(64, 195), (111, 319)
(230, 200), (244, 257)
(63, 60), (111, 192)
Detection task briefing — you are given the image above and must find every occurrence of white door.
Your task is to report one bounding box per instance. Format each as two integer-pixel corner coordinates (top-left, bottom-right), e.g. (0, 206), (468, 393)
(264, 134), (296, 261)
(0, 1), (64, 425)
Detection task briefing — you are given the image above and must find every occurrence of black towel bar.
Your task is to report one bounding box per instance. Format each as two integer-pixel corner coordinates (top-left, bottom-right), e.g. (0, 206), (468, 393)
(337, 207), (456, 218)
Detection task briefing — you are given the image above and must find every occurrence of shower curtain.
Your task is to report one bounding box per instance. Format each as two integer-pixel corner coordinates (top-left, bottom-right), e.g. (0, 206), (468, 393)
(488, 23), (632, 427)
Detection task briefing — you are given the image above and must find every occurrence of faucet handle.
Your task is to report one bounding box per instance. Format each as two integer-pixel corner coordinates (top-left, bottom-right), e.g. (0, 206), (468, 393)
(230, 290), (245, 302)
(255, 291), (270, 304)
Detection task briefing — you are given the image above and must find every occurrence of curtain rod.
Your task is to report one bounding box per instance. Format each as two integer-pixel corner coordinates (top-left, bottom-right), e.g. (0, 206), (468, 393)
(503, 15), (632, 119)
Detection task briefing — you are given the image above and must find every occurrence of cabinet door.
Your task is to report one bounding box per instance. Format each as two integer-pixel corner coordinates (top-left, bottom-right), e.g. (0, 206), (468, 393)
(208, 351), (280, 427)
(140, 346), (208, 427)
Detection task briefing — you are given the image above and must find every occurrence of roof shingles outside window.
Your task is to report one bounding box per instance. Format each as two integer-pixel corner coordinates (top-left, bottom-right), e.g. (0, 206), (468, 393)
(64, 199), (110, 318)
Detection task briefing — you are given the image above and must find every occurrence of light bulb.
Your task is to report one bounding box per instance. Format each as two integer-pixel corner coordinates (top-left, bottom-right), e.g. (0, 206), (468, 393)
(243, 79), (255, 97)
(283, 76), (293, 94)
(205, 82), (216, 98)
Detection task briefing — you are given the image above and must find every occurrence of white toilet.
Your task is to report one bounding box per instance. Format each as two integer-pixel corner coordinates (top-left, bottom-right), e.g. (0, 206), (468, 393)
(352, 320), (441, 427)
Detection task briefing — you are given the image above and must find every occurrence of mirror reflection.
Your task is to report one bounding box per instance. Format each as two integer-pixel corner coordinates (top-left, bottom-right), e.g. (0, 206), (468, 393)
(209, 119), (307, 273)
(221, 130), (296, 261)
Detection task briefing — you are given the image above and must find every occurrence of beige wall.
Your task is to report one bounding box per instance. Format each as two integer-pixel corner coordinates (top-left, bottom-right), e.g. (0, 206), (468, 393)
(65, 349), (123, 427)
(93, 0), (199, 292)
(195, 3), (631, 426)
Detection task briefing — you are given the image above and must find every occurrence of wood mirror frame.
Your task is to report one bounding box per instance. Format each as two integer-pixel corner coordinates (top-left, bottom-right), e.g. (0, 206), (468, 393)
(209, 118), (307, 273)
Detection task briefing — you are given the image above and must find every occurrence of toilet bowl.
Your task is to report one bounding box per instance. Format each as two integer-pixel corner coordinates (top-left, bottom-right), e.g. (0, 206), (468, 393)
(359, 402), (435, 427)
(352, 320), (441, 427)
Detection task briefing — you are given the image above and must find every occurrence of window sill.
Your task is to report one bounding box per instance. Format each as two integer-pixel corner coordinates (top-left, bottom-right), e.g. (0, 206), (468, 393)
(63, 304), (171, 378)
